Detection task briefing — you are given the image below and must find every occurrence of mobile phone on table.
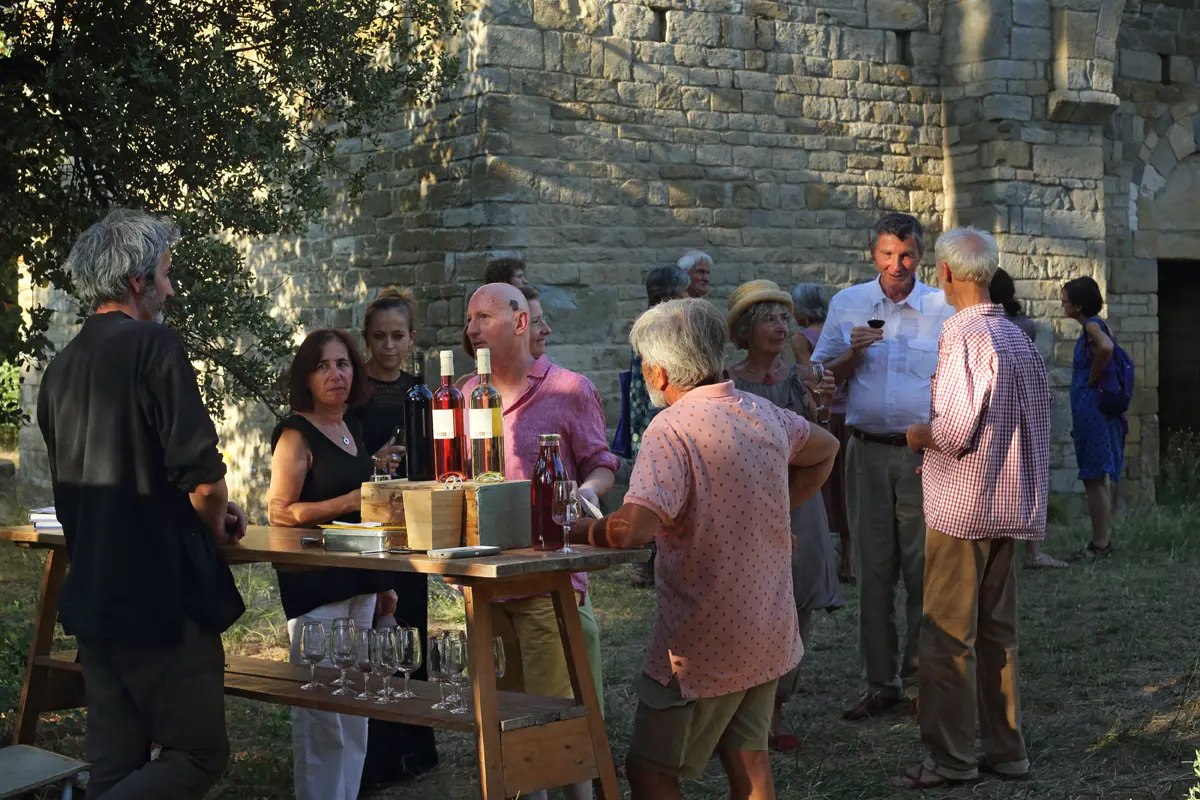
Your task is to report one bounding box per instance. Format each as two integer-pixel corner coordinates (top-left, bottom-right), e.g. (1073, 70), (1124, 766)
(428, 545), (501, 560)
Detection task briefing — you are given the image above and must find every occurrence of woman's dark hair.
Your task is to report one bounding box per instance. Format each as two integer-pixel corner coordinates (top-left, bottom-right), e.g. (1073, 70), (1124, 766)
(484, 258), (524, 285)
(989, 268), (1022, 317)
(363, 286), (417, 340)
(1063, 276), (1104, 318)
(288, 329), (371, 411)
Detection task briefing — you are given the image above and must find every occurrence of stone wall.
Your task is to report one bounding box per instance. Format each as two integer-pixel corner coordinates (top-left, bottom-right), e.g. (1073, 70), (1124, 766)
(18, 0), (1199, 513)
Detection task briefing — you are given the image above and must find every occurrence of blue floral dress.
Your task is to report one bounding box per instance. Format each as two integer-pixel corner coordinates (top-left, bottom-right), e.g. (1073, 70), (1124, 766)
(1070, 317), (1125, 482)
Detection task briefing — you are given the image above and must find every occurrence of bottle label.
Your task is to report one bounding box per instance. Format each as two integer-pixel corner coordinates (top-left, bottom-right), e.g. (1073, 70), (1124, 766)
(432, 409), (456, 439)
(469, 408), (494, 439)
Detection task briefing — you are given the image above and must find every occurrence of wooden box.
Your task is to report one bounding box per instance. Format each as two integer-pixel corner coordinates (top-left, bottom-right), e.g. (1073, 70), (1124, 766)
(361, 479), (531, 550)
(403, 489), (464, 551)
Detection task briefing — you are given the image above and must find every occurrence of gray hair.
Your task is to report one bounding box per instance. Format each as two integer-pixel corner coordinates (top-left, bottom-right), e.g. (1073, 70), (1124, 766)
(677, 249), (712, 272)
(730, 301), (791, 350)
(790, 283), (831, 322)
(645, 265), (691, 307)
(63, 208), (180, 309)
(935, 227), (999, 284)
(629, 298), (726, 390)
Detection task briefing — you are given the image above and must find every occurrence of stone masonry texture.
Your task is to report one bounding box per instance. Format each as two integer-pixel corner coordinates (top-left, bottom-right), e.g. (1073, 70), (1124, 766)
(18, 0), (1200, 515)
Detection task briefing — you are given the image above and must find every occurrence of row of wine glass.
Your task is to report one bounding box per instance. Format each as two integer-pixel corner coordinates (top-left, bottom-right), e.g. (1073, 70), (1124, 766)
(299, 619), (505, 716)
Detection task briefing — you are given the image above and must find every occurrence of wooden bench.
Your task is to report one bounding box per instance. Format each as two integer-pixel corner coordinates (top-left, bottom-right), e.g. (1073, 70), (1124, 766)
(0, 745), (87, 799)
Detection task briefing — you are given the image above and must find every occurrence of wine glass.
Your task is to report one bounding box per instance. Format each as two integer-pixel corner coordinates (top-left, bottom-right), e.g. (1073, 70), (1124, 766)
(375, 628), (398, 705)
(868, 300), (886, 330)
(806, 363), (832, 425)
(355, 629), (376, 700)
(552, 480), (580, 554)
(299, 621), (326, 691)
(330, 620), (357, 696)
(429, 636), (452, 711)
(329, 618), (354, 687)
(389, 424), (407, 478)
(394, 627), (422, 700)
(441, 630), (467, 709)
(445, 637), (470, 715)
(493, 636), (506, 681)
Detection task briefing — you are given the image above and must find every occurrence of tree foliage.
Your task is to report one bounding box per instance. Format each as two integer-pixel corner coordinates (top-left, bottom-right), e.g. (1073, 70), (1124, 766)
(0, 0), (461, 424)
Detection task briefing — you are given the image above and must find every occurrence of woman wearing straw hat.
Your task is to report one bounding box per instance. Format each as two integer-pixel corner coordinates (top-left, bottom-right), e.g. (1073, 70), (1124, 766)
(727, 280), (845, 754)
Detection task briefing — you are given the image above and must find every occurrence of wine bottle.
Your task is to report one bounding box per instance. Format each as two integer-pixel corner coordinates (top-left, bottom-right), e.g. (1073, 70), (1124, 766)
(531, 434), (568, 550)
(404, 349), (435, 482)
(469, 348), (505, 483)
(432, 350), (467, 482)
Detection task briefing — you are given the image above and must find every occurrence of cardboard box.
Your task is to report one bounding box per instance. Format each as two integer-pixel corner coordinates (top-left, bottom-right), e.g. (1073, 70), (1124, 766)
(361, 479), (531, 550)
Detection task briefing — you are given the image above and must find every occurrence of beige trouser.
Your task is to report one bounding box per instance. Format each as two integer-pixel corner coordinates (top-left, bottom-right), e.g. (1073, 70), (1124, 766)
(920, 529), (1029, 780)
(846, 435), (925, 699)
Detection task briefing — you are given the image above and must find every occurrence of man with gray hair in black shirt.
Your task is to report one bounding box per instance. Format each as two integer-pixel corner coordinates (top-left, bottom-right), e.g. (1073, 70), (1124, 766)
(37, 208), (247, 799)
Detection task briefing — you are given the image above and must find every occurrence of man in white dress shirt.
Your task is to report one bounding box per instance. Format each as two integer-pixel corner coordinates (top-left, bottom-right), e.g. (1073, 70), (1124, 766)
(812, 213), (955, 721)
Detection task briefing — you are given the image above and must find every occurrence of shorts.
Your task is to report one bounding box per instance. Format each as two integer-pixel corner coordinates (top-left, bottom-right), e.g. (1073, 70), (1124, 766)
(627, 672), (777, 781)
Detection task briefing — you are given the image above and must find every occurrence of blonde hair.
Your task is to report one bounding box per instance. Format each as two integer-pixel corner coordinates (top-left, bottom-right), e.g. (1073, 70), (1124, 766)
(364, 286), (417, 337)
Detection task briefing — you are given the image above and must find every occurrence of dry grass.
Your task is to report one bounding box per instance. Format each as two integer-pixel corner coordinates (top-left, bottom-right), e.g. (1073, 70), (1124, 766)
(1, 490), (1198, 799)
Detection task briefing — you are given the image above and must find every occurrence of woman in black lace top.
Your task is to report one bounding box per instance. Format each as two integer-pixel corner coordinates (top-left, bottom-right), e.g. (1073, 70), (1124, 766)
(346, 287), (439, 788)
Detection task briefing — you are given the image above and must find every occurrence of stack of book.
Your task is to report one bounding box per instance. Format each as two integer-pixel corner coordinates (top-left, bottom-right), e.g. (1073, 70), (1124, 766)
(29, 507), (61, 530)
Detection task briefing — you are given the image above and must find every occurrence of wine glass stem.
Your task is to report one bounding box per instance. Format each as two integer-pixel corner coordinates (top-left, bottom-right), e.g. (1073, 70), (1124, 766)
(340, 668), (348, 688)
(403, 673), (411, 695)
(309, 662), (317, 686)
(562, 524), (570, 546)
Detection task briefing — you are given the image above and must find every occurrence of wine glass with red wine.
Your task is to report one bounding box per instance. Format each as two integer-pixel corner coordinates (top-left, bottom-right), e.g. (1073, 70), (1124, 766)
(867, 300), (885, 330)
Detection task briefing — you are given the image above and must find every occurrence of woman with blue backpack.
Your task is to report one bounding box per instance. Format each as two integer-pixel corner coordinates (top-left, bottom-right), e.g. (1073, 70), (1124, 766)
(1062, 276), (1133, 560)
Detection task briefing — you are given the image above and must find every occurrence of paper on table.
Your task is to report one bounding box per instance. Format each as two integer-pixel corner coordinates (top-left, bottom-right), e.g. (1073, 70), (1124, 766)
(325, 520), (383, 528)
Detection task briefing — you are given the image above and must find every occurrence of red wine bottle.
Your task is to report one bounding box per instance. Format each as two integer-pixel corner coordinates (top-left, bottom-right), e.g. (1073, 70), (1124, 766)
(404, 349), (435, 482)
(432, 351), (466, 481)
(531, 434), (568, 551)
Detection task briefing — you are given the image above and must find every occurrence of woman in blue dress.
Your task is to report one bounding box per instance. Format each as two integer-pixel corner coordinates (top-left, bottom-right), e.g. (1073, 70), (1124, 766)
(1061, 277), (1123, 559)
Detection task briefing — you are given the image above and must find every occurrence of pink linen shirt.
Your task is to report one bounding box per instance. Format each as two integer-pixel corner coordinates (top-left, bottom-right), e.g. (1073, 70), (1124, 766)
(463, 355), (621, 594)
(625, 381), (808, 699)
(922, 303), (1051, 541)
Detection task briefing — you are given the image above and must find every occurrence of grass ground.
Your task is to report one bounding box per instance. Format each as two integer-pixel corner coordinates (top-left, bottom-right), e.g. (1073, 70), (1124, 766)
(1, 487), (1198, 799)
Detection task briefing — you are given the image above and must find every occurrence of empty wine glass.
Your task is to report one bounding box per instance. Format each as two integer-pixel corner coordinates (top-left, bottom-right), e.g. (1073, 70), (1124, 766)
(429, 636), (452, 711)
(330, 620), (357, 696)
(441, 630), (467, 709)
(299, 621), (326, 691)
(493, 635), (506, 680)
(445, 637), (470, 715)
(355, 629), (376, 700)
(390, 424), (407, 478)
(394, 627), (422, 700)
(552, 480), (580, 554)
(806, 363), (832, 425)
(375, 628), (398, 705)
(329, 618), (354, 687)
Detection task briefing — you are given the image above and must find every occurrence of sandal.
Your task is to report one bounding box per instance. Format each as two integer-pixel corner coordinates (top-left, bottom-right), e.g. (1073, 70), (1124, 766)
(891, 763), (975, 789)
(1025, 553), (1070, 569)
(1069, 541), (1115, 562)
(768, 733), (802, 754)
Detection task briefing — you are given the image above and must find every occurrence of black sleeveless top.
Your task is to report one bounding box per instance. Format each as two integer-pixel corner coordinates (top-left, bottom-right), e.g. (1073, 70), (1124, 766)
(348, 373), (419, 473)
(270, 414), (392, 619)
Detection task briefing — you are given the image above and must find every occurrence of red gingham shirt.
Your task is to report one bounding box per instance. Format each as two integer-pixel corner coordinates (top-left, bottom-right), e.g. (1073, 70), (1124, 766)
(922, 304), (1051, 541)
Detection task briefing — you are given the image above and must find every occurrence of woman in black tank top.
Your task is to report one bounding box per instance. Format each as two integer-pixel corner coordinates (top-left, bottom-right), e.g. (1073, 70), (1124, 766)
(267, 330), (398, 800)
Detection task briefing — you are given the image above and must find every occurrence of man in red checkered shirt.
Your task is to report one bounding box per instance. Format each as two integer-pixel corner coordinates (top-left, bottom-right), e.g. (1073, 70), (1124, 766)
(893, 227), (1051, 789)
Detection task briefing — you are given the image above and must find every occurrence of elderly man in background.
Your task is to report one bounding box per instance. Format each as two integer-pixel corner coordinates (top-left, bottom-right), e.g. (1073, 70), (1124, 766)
(38, 209), (247, 798)
(893, 228), (1049, 788)
(574, 299), (839, 800)
(677, 249), (712, 298)
(812, 212), (956, 720)
(463, 282), (619, 800)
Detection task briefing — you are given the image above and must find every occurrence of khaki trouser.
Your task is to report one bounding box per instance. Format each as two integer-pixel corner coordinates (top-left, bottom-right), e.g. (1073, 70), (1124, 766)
(920, 529), (1029, 780)
(846, 435), (925, 699)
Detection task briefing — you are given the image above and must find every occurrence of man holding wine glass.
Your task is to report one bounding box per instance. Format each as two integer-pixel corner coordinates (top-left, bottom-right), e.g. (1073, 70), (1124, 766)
(811, 212), (956, 722)
(462, 282), (620, 800)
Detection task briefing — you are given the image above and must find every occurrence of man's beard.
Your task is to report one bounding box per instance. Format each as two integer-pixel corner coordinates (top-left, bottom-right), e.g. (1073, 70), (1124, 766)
(647, 385), (667, 409)
(140, 283), (165, 324)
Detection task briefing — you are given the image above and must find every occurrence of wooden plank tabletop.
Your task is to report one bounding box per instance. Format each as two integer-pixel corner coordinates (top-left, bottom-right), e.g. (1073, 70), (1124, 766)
(0, 526), (648, 578)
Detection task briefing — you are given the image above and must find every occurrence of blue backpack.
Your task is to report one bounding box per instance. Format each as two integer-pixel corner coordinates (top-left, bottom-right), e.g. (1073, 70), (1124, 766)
(1090, 319), (1135, 417)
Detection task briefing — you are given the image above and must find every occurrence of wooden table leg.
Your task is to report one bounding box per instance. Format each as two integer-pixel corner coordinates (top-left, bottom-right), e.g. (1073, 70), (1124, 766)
(463, 583), (506, 799)
(13, 546), (68, 745)
(551, 574), (619, 800)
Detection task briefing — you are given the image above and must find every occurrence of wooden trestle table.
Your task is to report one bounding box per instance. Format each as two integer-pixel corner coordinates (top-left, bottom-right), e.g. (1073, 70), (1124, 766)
(0, 525), (647, 799)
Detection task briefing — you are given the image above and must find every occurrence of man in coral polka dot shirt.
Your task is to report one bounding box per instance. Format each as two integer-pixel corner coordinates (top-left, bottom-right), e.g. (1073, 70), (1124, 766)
(574, 299), (839, 800)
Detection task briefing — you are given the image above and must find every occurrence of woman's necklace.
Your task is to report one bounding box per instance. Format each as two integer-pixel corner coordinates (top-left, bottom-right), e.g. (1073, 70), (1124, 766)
(741, 357), (782, 386)
(311, 416), (351, 446)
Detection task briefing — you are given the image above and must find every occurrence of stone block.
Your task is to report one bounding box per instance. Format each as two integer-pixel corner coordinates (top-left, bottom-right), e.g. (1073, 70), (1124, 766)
(603, 37), (634, 80)
(1168, 120), (1196, 159)
(983, 94), (1032, 120)
(613, 4), (657, 39)
(840, 28), (886, 62)
(1170, 55), (1196, 84)
(776, 22), (828, 54)
(479, 25), (544, 69)
(756, 18), (776, 49)
(723, 16), (757, 49)
(1013, 0), (1050, 28)
(562, 33), (592, 74)
(711, 88), (742, 111)
(867, 0), (926, 30)
(1120, 49), (1162, 82)
(666, 10), (722, 46)
(533, 0), (611, 34)
(1011, 26), (1052, 61)
(1033, 144), (1103, 178)
(981, 140), (1031, 167)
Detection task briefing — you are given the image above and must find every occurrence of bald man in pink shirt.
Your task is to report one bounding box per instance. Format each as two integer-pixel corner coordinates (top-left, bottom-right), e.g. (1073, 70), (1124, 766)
(574, 299), (839, 800)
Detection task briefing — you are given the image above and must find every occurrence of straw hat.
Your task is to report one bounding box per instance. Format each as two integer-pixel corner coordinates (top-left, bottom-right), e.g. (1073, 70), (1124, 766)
(726, 280), (794, 334)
